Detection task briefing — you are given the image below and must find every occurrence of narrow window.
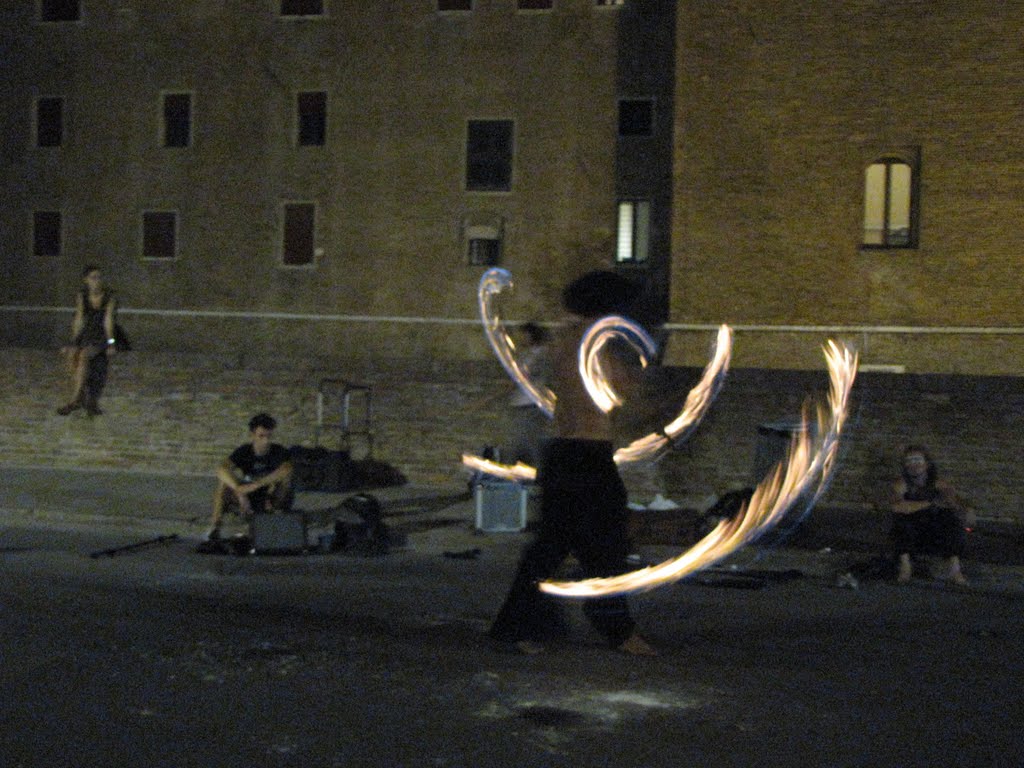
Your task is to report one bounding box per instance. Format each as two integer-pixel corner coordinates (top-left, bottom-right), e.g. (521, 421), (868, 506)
(161, 93), (192, 148)
(33, 211), (62, 257)
(595, 0), (624, 6)
(863, 158), (916, 248)
(438, 0), (472, 10)
(618, 98), (654, 137)
(297, 91), (327, 147)
(283, 203), (316, 266)
(280, 0), (324, 16)
(616, 200), (650, 263)
(464, 221), (503, 266)
(35, 97), (64, 147)
(518, 0), (553, 9)
(40, 0), (80, 22)
(466, 120), (514, 192)
(142, 211), (177, 259)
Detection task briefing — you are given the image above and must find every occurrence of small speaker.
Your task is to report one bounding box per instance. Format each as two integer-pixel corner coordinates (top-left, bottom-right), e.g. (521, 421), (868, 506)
(474, 481), (528, 532)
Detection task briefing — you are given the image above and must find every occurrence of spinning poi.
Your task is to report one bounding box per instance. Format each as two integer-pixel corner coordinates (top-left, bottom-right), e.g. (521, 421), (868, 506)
(465, 268), (858, 598)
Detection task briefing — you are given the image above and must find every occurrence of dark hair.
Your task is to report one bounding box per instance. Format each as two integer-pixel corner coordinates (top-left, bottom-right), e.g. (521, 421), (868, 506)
(81, 265), (100, 278)
(901, 444), (937, 488)
(521, 321), (549, 345)
(248, 413), (277, 432)
(562, 270), (640, 317)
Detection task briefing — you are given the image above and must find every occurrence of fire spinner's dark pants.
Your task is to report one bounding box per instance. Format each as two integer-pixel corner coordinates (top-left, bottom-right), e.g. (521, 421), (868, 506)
(489, 438), (636, 648)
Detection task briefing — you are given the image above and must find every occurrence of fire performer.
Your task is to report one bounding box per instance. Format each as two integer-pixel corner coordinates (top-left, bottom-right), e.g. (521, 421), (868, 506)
(489, 271), (656, 656)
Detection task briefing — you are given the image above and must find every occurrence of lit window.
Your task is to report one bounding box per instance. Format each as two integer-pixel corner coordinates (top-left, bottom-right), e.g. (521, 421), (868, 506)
(35, 97), (64, 148)
(595, 0), (624, 6)
(864, 158), (916, 248)
(40, 0), (80, 22)
(297, 91), (327, 146)
(466, 120), (513, 192)
(616, 200), (650, 263)
(518, 0), (553, 9)
(142, 211), (177, 259)
(283, 203), (316, 266)
(618, 99), (654, 137)
(280, 0), (324, 16)
(438, 0), (472, 10)
(33, 211), (62, 256)
(161, 93), (191, 148)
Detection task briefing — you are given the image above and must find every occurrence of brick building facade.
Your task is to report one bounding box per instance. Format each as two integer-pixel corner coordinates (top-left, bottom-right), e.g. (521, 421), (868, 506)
(668, 0), (1024, 374)
(0, 2), (1021, 521)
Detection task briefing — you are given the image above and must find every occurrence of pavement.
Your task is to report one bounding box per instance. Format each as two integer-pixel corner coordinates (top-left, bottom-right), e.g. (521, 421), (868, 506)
(2, 465), (1023, 591)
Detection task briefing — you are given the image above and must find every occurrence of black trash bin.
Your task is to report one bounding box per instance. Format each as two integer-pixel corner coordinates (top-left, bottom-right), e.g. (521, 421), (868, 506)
(752, 420), (816, 484)
(751, 420), (819, 547)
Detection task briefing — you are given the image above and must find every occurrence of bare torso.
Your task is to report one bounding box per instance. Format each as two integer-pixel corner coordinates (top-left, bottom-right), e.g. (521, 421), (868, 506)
(550, 319), (614, 441)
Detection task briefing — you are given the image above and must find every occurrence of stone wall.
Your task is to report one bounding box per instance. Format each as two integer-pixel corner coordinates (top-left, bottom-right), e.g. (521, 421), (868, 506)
(3, 346), (1020, 523)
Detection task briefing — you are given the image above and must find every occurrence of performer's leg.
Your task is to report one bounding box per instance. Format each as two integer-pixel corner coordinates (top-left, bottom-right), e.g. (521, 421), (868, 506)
(489, 490), (572, 647)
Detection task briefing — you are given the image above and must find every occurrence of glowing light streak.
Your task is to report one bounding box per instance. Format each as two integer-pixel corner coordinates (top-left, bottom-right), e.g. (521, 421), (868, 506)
(611, 324), (732, 465)
(478, 268), (555, 418)
(461, 453), (536, 483)
(578, 315), (658, 413)
(463, 271), (734, 481)
(540, 340), (858, 598)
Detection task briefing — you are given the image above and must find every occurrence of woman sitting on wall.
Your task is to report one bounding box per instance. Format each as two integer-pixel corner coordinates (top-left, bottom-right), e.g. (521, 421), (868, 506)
(889, 445), (971, 586)
(57, 265), (123, 417)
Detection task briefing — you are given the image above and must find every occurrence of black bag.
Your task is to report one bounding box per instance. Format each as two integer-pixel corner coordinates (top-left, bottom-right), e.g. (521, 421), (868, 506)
(113, 322), (132, 352)
(289, 446), (354, 492)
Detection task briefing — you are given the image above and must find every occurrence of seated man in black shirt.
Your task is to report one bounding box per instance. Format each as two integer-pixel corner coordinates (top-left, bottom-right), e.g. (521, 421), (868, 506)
(205, 412), (294, 541)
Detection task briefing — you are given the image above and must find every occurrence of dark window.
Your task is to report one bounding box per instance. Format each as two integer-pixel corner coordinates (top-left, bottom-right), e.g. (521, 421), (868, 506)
(618, 99), (654, 137)
(863, 157), (917, 248)
(280, 0), (324, 15)
(283, 203), (315, 266)
(162, 93), (191, 148)
(438, 0), (472, 11)
(40, 0), (80, 22)
(36, 97), (64, 147)
(143, 212), (177, 259)
(297, 91), (327, 146)
(466, 120), (513, 192)
(518, 0), (553, 9)
(464, 221), (503, 266)
(33, 211), (62, 257)
(467, 238), (500, 266)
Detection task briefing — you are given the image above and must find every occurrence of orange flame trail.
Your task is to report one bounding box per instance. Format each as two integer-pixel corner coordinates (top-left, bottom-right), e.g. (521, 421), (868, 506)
(463, 270), (733, 480)
(539, 340), (858, 598)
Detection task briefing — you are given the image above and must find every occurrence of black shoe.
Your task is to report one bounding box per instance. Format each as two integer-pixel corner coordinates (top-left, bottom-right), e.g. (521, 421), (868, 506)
(57, 401), (82, 416)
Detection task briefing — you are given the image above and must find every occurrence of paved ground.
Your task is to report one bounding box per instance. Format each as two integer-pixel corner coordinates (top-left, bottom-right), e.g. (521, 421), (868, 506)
(2, 467), (1024, 767)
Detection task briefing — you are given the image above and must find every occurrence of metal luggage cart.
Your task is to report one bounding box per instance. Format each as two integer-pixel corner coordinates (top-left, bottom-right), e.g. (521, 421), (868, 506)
(315, 378), (374, 458)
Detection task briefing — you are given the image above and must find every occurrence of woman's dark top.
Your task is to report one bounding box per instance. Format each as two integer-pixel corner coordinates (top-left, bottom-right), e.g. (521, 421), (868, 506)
(74, 290), (113, 348)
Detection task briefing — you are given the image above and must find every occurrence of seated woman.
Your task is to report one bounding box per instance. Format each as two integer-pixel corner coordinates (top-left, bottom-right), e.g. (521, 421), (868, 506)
(889, 445), (970, 585)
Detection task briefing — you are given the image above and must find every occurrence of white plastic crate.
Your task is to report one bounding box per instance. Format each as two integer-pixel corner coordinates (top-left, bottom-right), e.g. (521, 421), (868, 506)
(474, 481), (528, 532)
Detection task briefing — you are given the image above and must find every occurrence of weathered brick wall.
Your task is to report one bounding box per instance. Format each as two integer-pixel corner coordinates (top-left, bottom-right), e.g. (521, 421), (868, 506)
(672, 1), (1024, 370)
(2, 346), (1021, 522)
(0, 1), (621, 325)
